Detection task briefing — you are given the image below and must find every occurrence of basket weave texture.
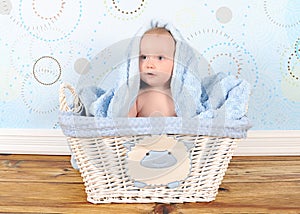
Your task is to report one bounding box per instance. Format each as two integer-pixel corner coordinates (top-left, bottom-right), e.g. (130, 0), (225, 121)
(59, 83), (245, 204)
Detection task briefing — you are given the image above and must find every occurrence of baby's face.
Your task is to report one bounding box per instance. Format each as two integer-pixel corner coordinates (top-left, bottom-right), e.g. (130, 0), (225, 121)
(139, 33), (175, 88)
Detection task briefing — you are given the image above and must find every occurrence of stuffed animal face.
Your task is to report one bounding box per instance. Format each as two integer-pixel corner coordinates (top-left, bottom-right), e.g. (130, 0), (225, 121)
(124, 135), (194, 188)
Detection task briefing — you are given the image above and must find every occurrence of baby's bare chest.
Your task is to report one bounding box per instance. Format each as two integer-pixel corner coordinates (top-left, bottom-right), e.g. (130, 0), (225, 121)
(137, 90), (176, 117)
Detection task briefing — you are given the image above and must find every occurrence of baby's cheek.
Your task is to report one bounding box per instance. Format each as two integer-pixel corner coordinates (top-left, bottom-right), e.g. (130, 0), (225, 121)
(160, 72), (172, 82)
(139, 63), (144, 72)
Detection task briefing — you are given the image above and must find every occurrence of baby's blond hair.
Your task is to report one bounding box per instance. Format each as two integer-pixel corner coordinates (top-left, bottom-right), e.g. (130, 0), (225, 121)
(144, 27), (173, 37)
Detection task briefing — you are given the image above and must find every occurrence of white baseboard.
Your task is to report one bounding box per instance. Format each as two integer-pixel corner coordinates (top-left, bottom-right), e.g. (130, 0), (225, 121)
(0, 129), (299, 156)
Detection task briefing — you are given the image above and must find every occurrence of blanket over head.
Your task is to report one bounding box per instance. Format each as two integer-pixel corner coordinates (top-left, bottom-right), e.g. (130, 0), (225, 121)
(76, 20), (251, 128)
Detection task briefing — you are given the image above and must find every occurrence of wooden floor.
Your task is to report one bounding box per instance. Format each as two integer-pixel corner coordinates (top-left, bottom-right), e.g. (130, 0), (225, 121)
(0, 155), (299, 214)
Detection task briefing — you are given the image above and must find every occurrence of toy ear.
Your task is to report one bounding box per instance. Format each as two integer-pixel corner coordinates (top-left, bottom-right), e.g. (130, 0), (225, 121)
(123, 142), (135, 151)
(183, 141), (194, 151)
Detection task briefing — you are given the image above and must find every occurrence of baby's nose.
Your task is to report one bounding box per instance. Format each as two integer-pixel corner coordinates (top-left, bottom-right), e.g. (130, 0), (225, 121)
(146, 57), (155, 68)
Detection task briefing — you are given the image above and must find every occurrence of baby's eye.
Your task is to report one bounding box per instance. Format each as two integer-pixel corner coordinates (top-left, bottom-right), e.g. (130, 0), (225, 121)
(158, 56), (164, 60)
(140, 55), (147, 60)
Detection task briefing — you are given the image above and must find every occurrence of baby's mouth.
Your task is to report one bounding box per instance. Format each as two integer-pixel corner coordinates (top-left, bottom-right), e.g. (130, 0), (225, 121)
(145, 71), (157, 76)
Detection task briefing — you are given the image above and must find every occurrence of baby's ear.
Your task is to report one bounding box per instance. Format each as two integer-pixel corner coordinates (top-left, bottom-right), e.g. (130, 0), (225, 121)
(123, 142), (135, 151)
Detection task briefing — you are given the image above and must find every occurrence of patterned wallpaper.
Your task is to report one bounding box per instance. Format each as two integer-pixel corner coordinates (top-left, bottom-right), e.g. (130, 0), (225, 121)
(0, 0), (299, 130)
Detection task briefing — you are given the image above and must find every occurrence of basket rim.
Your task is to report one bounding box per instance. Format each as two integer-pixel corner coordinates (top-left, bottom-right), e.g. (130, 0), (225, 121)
(58, 111), (251, 139)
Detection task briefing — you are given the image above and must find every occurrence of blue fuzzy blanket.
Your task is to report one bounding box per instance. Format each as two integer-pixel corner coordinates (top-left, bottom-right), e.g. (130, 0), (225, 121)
(62, 20), (251, 138)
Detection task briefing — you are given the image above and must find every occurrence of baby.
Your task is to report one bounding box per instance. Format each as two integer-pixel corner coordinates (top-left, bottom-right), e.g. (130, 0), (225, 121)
(128, 27), (177, 117)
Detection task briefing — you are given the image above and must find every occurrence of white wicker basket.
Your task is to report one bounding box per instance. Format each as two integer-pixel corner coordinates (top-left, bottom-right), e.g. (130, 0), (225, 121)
(59, 83), (247, 204)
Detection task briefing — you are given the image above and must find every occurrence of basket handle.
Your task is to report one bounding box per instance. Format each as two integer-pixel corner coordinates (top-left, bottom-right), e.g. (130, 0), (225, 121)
(59, 83), (82, 113)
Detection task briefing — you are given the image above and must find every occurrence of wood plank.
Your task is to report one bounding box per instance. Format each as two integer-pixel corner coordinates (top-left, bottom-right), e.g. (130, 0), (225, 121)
(0, 154), (299, 213)
(0, 154), (68, 161)
(225, 158), (300, 183)
(0, 154), (81, 183)
(0, 181), (298, 213)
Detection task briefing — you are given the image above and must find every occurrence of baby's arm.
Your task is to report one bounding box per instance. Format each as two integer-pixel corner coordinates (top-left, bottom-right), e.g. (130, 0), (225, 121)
(128, 100), (138, 117)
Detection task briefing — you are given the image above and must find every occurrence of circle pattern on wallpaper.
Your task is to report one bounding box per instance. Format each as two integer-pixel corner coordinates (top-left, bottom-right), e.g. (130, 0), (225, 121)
(280, 97), (300, 118)
(187, 29), (259, 88)
(279, 40), (300, 101)
(281, 76), (300, 102)
(287, 53), (299, 81)
(74, 57), (90, 75)
(0, 0), (12, 15)
(76, 47), (119, 89)
(209, 43), (258, 88)
(0, 68), (21, 101)
(248, 101), (292, 129)
(21, 73), (61, 114)
(61, 40), (94, 86)
(257, 97), (300, 129)
(83, 48), (114, 86)
(279, 45), (299, 87)
(68, 40), (94, 62)
(263, 0), (300, 28)
(248, 73), (277, 112)
(216, 7), (232, 24)
(104, 0), (147, 20)
(0, 27), (23, 73)
(32, 0), (65, 20)
(0, 101), (28, 128)
(295, 37), (300, 59)
(33, 56), (61, 85)
(49, 38), (75, 70)
(9, 33), (59, 77)
(187, 28), (234, 49)
(9, 34), (33, 76)
(207, 52), (241, 76)
(52, 122), (60, 129)
(14, 0), (82, 42)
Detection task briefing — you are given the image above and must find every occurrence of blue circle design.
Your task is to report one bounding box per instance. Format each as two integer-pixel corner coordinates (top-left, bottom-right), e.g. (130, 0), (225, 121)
(264, 0), (300, 28)
(203, 42), (259, 88)
(18, 0), (82, 42)
(296, 38), (300, 59)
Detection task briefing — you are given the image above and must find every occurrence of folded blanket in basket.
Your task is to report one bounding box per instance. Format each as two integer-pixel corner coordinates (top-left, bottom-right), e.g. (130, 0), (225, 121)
(77, 20), (251, 122)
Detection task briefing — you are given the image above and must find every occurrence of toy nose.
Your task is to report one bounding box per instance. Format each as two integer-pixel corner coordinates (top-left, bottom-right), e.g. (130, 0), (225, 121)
(140, 150), (177, 169)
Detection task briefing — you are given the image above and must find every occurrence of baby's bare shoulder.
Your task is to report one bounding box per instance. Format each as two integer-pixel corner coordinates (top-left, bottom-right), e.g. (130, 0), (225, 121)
(139, 88), (171, 97)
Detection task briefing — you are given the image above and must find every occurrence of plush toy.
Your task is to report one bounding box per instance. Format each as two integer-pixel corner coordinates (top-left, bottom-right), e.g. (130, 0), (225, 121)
(124, 135), (194, 188)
